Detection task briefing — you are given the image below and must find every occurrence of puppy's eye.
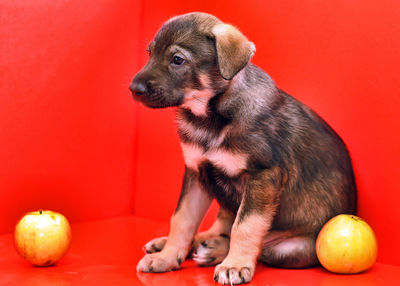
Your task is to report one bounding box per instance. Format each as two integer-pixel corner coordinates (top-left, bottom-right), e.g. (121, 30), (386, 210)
(171, 56), (185, 66)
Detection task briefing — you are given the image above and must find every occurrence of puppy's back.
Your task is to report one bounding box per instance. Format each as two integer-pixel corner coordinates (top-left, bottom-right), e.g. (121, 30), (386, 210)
(222, 63), (357, 231)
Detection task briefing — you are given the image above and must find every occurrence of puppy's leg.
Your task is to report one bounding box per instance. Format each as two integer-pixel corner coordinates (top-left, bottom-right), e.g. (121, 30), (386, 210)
(214, 214), (271, 285)
(137, 169), (212, 273)
(214, 168), (283, 285)
(192, 208), (234, 266)
(143, 208), (233, 258)
(260, 230), (319, 268)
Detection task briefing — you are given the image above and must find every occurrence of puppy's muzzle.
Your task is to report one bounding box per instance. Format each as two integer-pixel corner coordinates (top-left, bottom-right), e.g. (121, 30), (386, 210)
(129, 78), (169, 108)
(129, 80), (148, 98)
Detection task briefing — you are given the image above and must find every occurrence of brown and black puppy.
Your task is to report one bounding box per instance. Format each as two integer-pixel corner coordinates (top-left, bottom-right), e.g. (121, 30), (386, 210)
(130, 12), (356, 285)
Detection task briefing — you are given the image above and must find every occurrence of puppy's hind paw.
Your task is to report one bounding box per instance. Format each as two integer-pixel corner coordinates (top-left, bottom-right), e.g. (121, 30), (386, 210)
(192, 235), (229, 266)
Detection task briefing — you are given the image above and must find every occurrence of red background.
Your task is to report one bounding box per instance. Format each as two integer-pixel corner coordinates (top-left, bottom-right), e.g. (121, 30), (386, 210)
(1, 0), (399, 267)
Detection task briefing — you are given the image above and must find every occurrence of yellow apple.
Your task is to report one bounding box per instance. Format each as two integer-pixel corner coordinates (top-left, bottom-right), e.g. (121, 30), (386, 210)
(14, 210), (72, 266)
(316, 214), (378, 274)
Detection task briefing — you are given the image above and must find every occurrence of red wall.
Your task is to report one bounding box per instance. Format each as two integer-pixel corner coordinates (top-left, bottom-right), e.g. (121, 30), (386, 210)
(133, 0), (400, 266)
(0, 0), (141, 233)
(1, 0), (400, 266)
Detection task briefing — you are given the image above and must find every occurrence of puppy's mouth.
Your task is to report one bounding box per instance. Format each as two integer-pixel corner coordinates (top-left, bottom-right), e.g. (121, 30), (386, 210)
(131, 94), (163, 108)
(129, 79), (184, 108)
(131, 90), (182, 109)
(138, 100), (170, 109)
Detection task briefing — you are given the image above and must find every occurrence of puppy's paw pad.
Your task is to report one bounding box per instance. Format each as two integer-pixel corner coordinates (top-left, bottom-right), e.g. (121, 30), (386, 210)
(136, 252), (181, 273)
(192, 236), (229, 266)
(143, 236), (168, 254)
(214, 265), (254, 285)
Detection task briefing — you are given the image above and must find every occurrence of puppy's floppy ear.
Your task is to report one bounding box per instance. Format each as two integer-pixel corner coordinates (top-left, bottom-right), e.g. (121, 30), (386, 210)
(211, 24), (256, 80)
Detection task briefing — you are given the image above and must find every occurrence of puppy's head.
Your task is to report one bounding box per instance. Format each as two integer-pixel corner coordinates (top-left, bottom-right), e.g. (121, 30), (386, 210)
(129, 12), (255, 109)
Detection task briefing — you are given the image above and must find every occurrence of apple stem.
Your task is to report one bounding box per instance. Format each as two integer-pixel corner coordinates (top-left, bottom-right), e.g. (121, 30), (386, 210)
(40, 209), (43, 215)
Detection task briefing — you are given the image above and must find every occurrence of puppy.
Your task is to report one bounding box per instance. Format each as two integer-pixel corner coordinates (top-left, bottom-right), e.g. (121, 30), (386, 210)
(130, 12), (357, 285)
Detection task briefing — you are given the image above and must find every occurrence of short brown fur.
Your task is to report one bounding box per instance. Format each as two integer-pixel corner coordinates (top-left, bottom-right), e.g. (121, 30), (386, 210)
(130, 12), (356, 285)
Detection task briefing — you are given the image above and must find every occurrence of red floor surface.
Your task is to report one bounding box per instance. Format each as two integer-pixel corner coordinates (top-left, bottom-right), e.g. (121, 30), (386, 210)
(1, 215), (399, 286)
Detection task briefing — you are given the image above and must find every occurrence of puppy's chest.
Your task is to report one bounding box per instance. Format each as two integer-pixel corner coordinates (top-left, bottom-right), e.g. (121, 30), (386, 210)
(178, 116), (248, 212)
(178, 111), (247, 176)
(180, 142), (248, 177)
(181, 141), (246, 212)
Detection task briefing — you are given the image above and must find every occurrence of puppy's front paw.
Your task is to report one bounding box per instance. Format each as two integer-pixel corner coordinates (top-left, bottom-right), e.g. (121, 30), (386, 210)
(143, 236), (168, 253)
(192, 236), (229, 266)
(213, 261), (255, 285)
(136, 252), (182, 273)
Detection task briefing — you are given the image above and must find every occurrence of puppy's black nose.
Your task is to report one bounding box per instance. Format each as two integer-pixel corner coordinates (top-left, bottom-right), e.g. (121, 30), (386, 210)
(130, 81), (148, 97)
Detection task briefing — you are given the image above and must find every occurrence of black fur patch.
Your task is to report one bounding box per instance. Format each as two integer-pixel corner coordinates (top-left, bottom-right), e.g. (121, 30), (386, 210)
(198, 161), (243, 213)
